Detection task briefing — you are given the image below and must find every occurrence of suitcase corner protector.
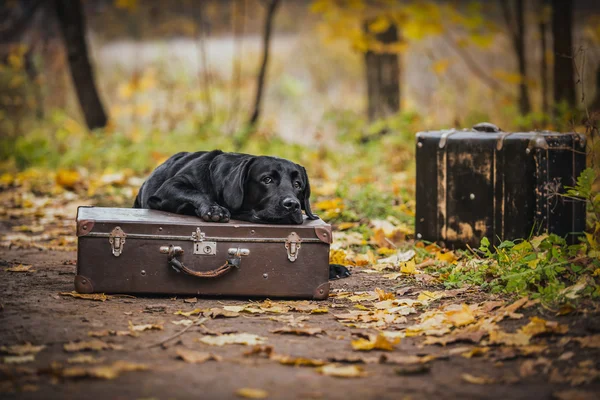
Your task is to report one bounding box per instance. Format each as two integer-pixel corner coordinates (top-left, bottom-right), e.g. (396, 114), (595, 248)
(314, 225), (332, 244)
(312, 282), (330, 300)
(74, 275), (95, 293)
(77, 220), (95, 236)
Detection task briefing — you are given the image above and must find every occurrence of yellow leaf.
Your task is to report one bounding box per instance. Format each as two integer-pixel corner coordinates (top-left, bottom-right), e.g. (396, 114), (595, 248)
(492, 70), (523, 85)
(461, 373), (496, 384)
(369, 16), (391, 34)
(432, 59), (450, 75)
(61, 360), (148, 380)
(3, 355), (35, 364)
(236, 388), (269, 399)
(417, 291), (445, 303)
(55, 169), (81, 190)
(128, 321), (163, 332)
(488, 330), (531, 346)
(351, 333), (400, 351)
(63, 340), (123, 352)
(314, 198), (345, 211)
(176, 349), (221, 364)
(436, 251), (457, 263)
(60, 291), (108, 302)
(0, 343), (45, 355)
(329, 248), (349, 265)
(5, 264), (34, 272)
(375, 287), (395, 301)
(518, 317), (568, 337)
(400, 260), (417, 274)
(115, 0), (138, 13)
(445, 304), (476, 327)
(316, 364), (365, 378)
(174, 308), (204, 317)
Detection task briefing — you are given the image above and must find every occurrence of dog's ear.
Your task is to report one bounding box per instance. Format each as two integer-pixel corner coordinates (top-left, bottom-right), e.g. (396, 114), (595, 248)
(210, 154), (254, 211)
(300, 166), (319, 220)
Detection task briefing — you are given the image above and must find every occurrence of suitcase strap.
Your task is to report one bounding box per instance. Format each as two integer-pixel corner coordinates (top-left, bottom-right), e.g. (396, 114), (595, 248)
(161, 245), (243, 279)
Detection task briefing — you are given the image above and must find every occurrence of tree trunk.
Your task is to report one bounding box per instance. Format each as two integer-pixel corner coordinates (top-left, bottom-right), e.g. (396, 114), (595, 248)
(248, 0), (280, 127)
(551, 0), (576, 108)
(364, 22), (400, 121)
(590, 65), (600, 114)
(539, 0), (549, 115)
(500, 0), (531, 115)
(54, 0), (107, 129)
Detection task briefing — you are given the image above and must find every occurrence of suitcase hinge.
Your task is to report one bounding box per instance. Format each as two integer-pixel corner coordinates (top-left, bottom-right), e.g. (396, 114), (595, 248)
(285, 232), (302, 262)
(109, 226), (126, 257)
(192, 227), (217, 255)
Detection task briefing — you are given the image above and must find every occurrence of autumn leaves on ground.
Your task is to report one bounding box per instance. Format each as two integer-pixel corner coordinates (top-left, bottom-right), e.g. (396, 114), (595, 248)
(0, 169), (599, 400)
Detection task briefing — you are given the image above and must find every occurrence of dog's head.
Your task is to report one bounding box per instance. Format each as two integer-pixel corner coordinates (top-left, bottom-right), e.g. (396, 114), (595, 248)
(210, 154), (318, 224)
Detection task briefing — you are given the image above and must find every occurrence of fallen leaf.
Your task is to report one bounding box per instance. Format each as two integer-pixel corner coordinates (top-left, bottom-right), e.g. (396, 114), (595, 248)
(270, 327), (324, 336)
(518, 317), (568, 337)
(67, 354), (104, 364)
(271, 354), (326, 367)
(380, 354), (436, 365)
(572, 335), (600, 349)
(174, 308), (204, 317)
(3, 355), (35, 364)
(243, 345), (274, 358)
(236, 388), (269, 399)
(184, 297), (197, 304)
(63, 339), (123, 352)
(172, 320), (194, 327)
(128, 321), (163, 332)
(316, 364), (365, 378)
(488, 330), (531, 347)
(5, 264), (34, 272)
(176, 349), (222, 364)
(519, 357), (551, 377)
(205, 308), (241, 318)
(461, 347), (489, 358)
(400, 260), (417, 274)
(61, 360), (148, 380)
(351, 333), (400, 351)
(416, 291), (445, 304)
(197, 333), (266, 347)
(59, 291), (108, 302)
(0, 343), (45, 356)
(445, 304), (476, 327)
(461, 373), (496, 384)
(436, 251), (457, 263)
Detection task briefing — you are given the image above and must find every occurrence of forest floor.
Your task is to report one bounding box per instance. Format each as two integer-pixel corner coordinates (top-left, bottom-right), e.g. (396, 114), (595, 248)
(1, 186), (599, 400)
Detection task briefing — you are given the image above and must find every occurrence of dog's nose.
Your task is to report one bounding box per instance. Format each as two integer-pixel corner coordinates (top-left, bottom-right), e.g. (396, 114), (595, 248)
(282, 198), (300, 212)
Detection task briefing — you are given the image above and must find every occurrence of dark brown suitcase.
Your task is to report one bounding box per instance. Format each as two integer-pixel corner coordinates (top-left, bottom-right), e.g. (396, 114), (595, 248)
(415, 123), (586, 248)
(75, 207), (331, 299)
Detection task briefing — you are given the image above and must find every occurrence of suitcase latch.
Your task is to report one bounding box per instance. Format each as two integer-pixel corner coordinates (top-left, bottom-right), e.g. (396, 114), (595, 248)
(192, 227), (217, 256)
(285, 232), (301, 262)
(109, 226), (126, 257)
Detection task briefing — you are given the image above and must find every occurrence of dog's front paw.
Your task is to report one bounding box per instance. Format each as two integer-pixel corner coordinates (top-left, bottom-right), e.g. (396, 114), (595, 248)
(196, 205), (231, 222)
(329, 264), (351, 280)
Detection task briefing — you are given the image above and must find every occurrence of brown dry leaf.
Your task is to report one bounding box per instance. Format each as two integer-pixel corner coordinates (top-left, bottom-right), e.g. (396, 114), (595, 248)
(480, 301), (505, 313)
(316, 364), (366, 378)
(270, 327), (324, 336)
(5, 264), (34, 272)
(423, 327), (488, 346)
(445, 304), (476, 327)
(488, 330), (531, 347)
(128, 321), (163, 332)
(61, 360), (148, 380)
(495, 297), (529, 320)
(572, 335), (600, 349)
(243, 345), (274, 358)
(271, 354), (326, 367)
(553, 390), (598, 400)
(235, 388), (269, 399)
(380, 354), (436, 365)
(59, 291), (109, 302)
(461, 373), (496, 384)
(88, 330), (118, 338)
(205, 308), (241, 318)
(184, 297), (197, 304)
(3, 355), (35, 364)
(549, 366), (600, 386)
(197, 333), (266, 346)
(351, 333), (400, 351)
(63, 339), (123, 352)
(0, 343), (45, 355)
(67, 354), (104, 364)
(518, 317), (568, 337)
(174, 308), (205, 317)
(176, 349), (222, 364)
(461, 347), (489, 358)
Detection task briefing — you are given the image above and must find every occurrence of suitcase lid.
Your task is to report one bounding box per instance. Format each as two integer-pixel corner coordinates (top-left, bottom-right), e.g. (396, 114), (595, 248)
(76, 206), (332, 244)
(416, 122), (586, 150)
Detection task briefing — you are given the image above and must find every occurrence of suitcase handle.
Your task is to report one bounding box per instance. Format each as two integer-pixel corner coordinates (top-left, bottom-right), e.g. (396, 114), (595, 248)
(472, 122), (501, 133)
(160, 245), (243, 278)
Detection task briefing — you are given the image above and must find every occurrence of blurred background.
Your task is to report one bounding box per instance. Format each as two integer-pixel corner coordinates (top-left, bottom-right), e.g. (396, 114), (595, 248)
(0, 0), (599, 219)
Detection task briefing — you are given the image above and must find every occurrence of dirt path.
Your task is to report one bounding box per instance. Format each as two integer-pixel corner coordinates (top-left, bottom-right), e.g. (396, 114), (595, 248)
(1, 243), (599, 400)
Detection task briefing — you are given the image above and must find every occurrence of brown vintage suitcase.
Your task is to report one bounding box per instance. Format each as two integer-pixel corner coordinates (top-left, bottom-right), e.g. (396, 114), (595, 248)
(75, 207), (331, 299)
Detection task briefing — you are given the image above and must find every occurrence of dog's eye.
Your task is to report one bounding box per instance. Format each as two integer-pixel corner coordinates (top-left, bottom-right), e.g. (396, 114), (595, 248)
(262, 177), (273, 184)
(294, 181), (302, 189)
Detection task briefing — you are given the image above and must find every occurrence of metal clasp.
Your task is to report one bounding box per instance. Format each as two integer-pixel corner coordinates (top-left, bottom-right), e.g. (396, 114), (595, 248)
(109, 226), (126, 257)
(192, 227), (217, 255)
(285, 232), (301, 262)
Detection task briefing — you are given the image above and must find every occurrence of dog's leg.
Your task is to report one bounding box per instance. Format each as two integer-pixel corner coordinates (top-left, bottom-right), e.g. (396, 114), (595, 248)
(329, 264), (351, 280)
(149, 177), (231, 222)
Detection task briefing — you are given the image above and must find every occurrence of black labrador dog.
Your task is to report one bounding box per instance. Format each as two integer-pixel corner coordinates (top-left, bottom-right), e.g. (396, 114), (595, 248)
(134, 150), (350, 279)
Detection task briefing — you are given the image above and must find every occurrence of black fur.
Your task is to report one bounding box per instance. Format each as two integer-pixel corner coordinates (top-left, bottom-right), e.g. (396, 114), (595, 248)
(134, 150), (350, 279)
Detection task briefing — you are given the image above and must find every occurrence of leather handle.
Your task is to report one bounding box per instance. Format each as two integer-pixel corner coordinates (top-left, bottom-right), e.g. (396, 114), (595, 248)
(161, 245), (240, 279)
(472, 122), (501, 133)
